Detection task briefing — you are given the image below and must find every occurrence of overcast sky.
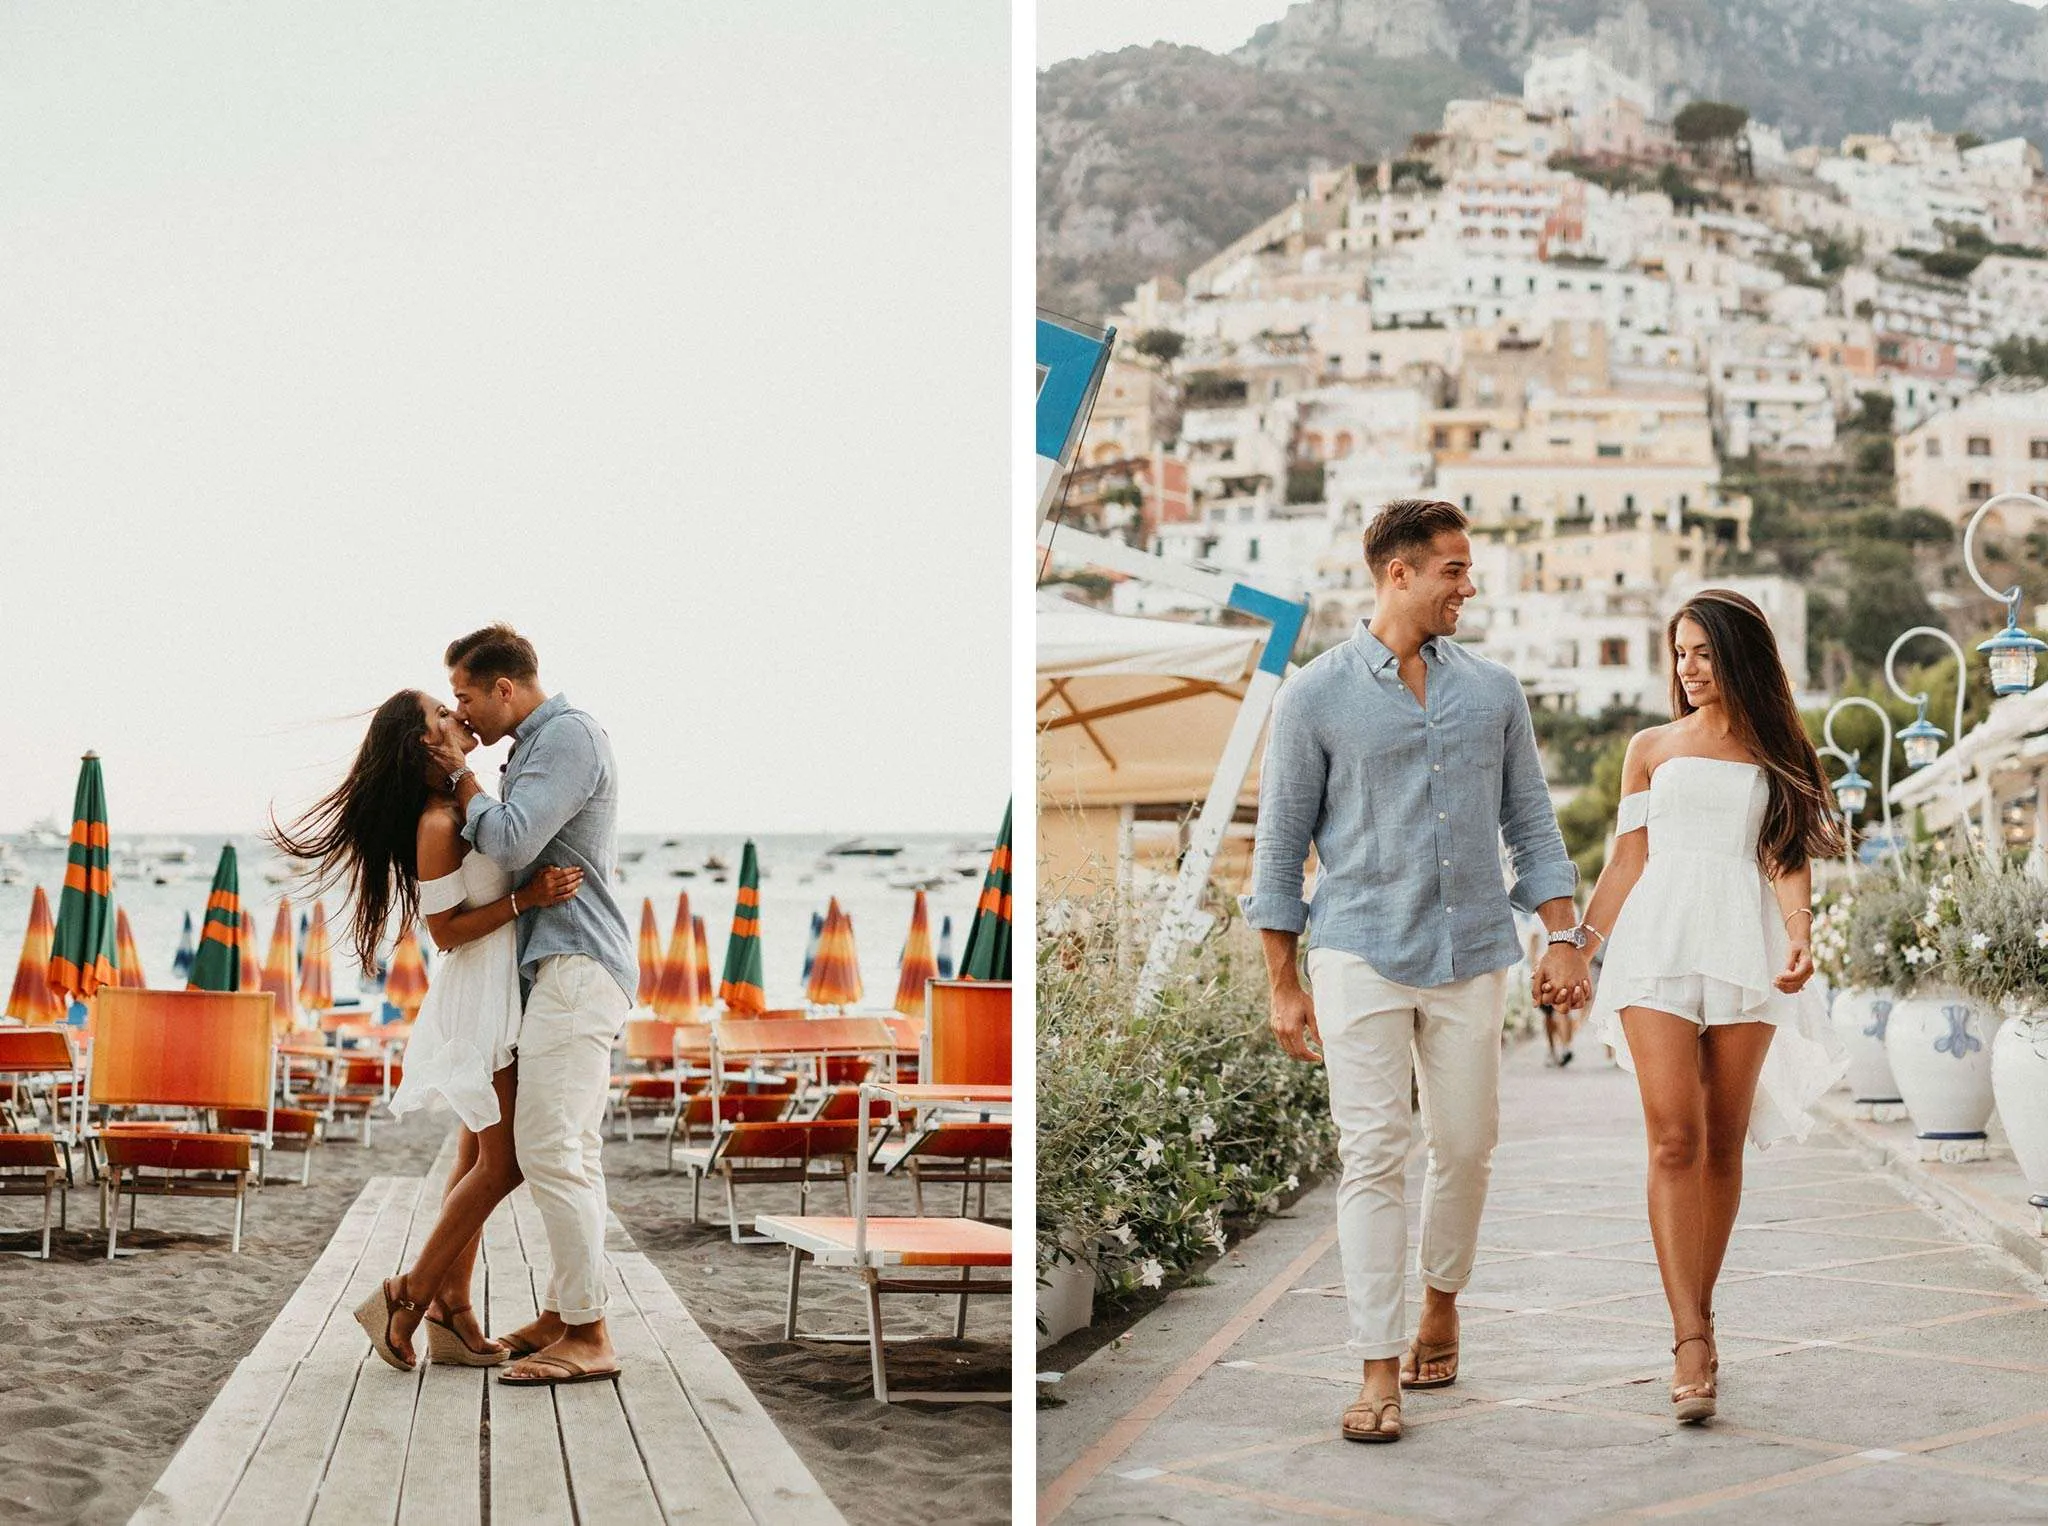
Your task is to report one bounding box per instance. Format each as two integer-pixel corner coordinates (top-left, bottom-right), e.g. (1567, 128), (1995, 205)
(2, 4), (1008, 837)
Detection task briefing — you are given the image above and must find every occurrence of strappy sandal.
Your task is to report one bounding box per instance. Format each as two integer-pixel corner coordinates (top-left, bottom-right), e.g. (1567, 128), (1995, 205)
(498, 1353), (622, 1388)
(353, 1277), (423, 1372)
(425, 1302), (507, 1367)
(1341, 1390), (1402, 1443)
(1399, 1336), (1459, 1390)
(1706, 1310), (1718, 1374)
(1671, 1333), (1717, 1424)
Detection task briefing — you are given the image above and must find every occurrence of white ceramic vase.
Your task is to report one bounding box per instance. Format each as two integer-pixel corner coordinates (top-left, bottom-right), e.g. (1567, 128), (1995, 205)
(1991, 1007), (2048, 1235)
(1037, 1236), (1097, 1349)
(1830, 987), (1905, 1121)
(1885, 987), (2002, 1162)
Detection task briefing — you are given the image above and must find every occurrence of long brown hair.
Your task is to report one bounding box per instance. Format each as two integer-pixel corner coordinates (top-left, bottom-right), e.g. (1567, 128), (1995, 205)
(1668, 590), (1846, 877)
(269, 690), (438, 974)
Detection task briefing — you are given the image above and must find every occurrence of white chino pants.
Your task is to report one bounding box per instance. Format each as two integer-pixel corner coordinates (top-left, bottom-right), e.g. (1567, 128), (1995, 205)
(516, 954), (631, 1325)
(1307, 948), (1508, 1360)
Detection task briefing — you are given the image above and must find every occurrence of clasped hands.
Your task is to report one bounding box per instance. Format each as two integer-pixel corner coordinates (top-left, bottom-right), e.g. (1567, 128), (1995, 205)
(1533, 945), (1592, 1013)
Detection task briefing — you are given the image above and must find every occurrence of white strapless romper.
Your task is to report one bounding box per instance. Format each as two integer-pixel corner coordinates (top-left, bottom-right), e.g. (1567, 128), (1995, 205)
(386, 850), (523, 1132)
(1587, 755), (1846, 1147)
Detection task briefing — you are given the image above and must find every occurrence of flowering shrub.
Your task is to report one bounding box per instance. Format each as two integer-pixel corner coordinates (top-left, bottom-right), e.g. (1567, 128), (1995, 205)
(1935, 863), (2048, 1012)
(1837, 872), (1938, 993)
(1037, 901), (1338, 1300)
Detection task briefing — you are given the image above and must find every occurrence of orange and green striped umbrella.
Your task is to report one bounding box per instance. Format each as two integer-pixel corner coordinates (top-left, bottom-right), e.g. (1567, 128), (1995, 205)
(718, 840), (766, 1015)
(692, 915), (714, 1006)
(959, 801), (1012, 982)
(384, 924), (429, 1020)
(298, 901), (333, 1020)
(892, 891), (938, 1018)
(186, 844), (244, 992)
(259, 899), (297, 1027)
(113, 906), (147, 988)
(48, 752), (117, 1002)
(805, 897), (863, 1009)
(635, 898), (662, 1007)
(7, 886), (65, 1024)
(652, 893), (699, 1018)
(237, 908), (263, 993)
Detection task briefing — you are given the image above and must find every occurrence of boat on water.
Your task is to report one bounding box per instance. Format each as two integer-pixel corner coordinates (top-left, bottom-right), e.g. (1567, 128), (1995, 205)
(886, 870), (951, 893)
(23, 817), (65, 851)
(136, 838), (196, 864)
(670, 867), (698, 879)
(825, 838), (905, 858)
(704, 852), (729, 872)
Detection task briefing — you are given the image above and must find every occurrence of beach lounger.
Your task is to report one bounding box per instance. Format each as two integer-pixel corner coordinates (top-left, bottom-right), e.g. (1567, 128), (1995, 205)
(680, 1118), (881, 1244)
(889, 1120), (1012, 1217)
(0, 1134), (68, 1258)
(323, 1057), (397, 1145)
(216, 1104), (323, 1185)
(99, 1130), (254, 1257)
(0, 1028), (84, 1179)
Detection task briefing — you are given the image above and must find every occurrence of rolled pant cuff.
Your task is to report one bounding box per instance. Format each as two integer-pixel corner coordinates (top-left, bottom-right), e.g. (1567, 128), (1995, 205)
(555, 1301), (607, 1326)
(1347, 1337), (1411, 1361)
(1420, 1272), (1471, 1294)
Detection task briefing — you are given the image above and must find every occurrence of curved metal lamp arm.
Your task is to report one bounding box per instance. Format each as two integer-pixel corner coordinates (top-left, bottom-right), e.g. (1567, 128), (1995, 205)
(1882, 624), (1967, 750)
(1961, 493), (2046, 610)
(1816, 743), (1862, 879)
(1823, 696), (1897, 869)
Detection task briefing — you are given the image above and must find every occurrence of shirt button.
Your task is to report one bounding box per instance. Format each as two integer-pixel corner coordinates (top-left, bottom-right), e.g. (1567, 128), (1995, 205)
(1433, 763), (1442, 772)
(1441, 859), (1450, 867)
(1438, 812), (1446, 820)
(1444, 906), (1454, 914)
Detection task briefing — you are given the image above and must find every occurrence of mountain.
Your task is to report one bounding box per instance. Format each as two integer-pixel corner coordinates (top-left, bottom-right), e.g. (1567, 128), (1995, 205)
(1039, 0), (2048, 322)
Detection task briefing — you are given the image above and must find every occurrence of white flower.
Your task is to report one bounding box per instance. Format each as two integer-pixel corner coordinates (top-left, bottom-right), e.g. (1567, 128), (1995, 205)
(1138, 1257), (1165, 1289)
(1874, 940), (1890, 955)
(1173, 1085), (1190, 1102)
(1193, 1113), (1217, 1141)
(1136, 1136), (1165, 1169)
(1284, 1172), (1300, 1191)
(1108, 1223), (1134, 1245)
(2035, 922), (2048, 950)
(1970, 933), (1992, 954)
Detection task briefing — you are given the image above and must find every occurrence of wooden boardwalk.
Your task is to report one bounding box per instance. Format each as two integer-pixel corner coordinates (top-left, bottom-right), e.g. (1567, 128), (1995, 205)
(130, 1161), (844, 1526)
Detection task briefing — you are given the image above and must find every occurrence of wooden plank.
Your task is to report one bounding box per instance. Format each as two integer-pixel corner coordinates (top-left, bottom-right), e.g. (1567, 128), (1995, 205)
(612, 1234), (846, 1526)
(395, 1363), (482, 1526)
(132, 1178), (399, 1526)
(552, 1369), (663, 1525)
(218, 1177), (427, 1526)
(482, 1201), (572, 1526)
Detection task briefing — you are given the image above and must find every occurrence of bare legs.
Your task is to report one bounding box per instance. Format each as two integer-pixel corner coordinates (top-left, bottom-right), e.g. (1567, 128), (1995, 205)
(384, 1065), (523, 1363)
(1619, 1009), (1774, 1394)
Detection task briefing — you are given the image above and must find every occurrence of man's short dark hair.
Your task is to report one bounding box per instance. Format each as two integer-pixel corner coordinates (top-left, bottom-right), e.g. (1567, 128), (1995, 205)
(1363, 498), (1469, 581)
(445, 623), (539, 684)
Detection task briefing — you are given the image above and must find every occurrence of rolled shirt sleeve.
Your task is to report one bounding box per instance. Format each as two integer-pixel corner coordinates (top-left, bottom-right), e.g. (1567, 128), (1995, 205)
(1239, 680), (1323, 935)
(1497, 683), (1578, 914)
(463, 718), (602, 873)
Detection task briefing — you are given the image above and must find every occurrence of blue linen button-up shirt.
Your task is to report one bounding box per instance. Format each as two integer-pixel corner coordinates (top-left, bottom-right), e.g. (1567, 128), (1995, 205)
(1240, 623), (1576, 988)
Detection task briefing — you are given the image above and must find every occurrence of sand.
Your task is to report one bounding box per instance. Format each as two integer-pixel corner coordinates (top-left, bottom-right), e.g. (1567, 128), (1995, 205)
(0, 1111), (1010, 1526)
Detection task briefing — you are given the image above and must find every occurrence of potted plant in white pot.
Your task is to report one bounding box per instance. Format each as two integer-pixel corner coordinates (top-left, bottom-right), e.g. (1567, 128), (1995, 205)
(1949, 865), (2048, 1231)
(1818, 878), (1913, 1121)
(1886, 869), (2005, 1162)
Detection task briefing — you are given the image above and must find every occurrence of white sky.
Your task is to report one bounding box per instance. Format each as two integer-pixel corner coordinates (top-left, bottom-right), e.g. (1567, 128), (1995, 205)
(1, 4), (1008, 837)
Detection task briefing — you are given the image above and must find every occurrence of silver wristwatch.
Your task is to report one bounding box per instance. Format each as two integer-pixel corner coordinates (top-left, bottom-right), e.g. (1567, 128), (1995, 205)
(447, 766), (472, 791)
(1546, 925), (1592, 950)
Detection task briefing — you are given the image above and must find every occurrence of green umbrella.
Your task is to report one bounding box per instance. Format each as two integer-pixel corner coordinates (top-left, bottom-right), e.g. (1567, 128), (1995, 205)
(47, 752), (117, 1003)
(717, 840), (766, 1015)
(958, 801), (1011, 982)
(186, 844), (244, 992)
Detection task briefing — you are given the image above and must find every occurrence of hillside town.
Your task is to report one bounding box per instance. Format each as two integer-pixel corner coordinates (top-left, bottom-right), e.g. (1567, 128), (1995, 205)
(1054, 47), (2048, 719)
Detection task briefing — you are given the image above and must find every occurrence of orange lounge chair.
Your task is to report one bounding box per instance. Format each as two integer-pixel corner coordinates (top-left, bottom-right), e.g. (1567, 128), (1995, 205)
(99, 1130), (254, 1258)
(0, 1028), (84, 1180)
(0, 1134), (68, 1259)
(216, 1104), (323, 1185)
(682, 1119), (876, 1245)
(888, 1119), (1012, 1217)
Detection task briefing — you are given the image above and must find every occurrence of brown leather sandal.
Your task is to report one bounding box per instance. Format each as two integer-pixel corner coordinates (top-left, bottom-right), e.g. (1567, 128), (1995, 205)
(353, 1277), (423, 1372)
(425, 1302), (508, 1367)
(1341, 1390), (1402, 1443)
(1671, 1333), (1717, 1423)
(1399, 1337), (1459, 1390)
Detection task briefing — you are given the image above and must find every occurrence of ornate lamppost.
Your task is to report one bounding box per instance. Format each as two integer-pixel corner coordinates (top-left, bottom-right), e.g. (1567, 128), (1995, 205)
(1962, 494), (2048, 698)
(1817, 743), (1864, 880)
(1823, 696), (1897, 871)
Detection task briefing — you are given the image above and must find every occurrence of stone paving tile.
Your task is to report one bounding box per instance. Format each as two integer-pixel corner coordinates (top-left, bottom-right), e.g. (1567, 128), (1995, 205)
(1840, 1302), (2048, 1364)
(1471, 1214), (1655, 1254)
(1670, 1453), (2048, 1522)
(1597, 1273), (2021, 1343)
(1914, 1414), (2048, 1476)
(1705, 1224), (1957, 1272)
(1792, 1246), (2043, 1294)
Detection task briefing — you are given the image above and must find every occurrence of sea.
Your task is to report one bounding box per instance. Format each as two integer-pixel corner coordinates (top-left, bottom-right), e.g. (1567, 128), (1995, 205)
(0, 831), (991, 1012)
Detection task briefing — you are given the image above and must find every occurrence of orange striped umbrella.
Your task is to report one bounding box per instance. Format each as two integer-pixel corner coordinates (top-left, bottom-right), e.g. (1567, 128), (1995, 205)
(892, 891), (937, 1018)
(635, 898), (662, 1007)
(237, 908), (263, 993)
(298, 901), (333, 1020)
(384, 925), (429, 1020)
(7, 886), (65, 1024)
(48, 752), (117, 1001)
(717, 841), (766, 1016)
(805, 897), (862, 1008)
(259, 900), (297, 1028)
(188, 844), (244, 991)
(113, 906), (147, 988)
(651, 893), (699, 1018)
(693, 916), (714, 1006)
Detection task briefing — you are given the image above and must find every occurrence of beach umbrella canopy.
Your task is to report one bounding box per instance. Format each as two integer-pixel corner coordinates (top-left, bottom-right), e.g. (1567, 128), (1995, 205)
(936, 914), (955, 980)
(48, 752), (117, 1003)
(259, 899), (297, 1028)
(186, 845), (244, 992)
(237, 908), (263, 994)
(635, 898), (662, 1007)
(113, 907), (147, 988)
(718, 841), (766, 1016)
(800, 910), (825, 983)
(693, 916), (714, 1005)
(892, 891), (938, 1018)
(383, 925), (429, 1020)
(298, 901), (334, 1019)
(7, 886), (65, 1024)
(170, 911), (196, 984)
(958, 801), (1012, 982)
(652, 893), (699, 1018)
(806, 898), (863, 1008)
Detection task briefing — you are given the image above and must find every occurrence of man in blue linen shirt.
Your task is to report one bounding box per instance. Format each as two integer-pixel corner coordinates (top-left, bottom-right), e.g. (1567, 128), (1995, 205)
(1242, 499), (1592, 1442)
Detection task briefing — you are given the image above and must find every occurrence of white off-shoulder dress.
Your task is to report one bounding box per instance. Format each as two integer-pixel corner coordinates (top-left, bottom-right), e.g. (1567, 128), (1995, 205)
(386, 849), (523, 1132)
(1587, 755), (1846, 1147)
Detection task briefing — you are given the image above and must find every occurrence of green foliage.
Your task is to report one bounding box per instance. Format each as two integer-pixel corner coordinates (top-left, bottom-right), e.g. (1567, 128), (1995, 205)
(1768, 250), (1825, 289)
(1656, 162), (1716, 210)
(1388, 158), (1443, 189)
(1183, 370), (1248, 406)
(1855, 437), (1895, 476)
(1988, 337), (2048, 381)
(1940, 861), (2048, 1007)
(1813, 234), (1862, 274)
(1674, 100), (1750, 146)
(1956, 131), (1985, 152)
(1555, 731), (1631, 885)
(1903, 247), (1983, 281)
(1100, 484), (1145, 508)
(1851, 390), (1893, 431)
(1133, 328), (1186, 364)
(1841, 557), (1938, 672)
(1286, 461), (1327, 504)
(1532, 704), (1648, 787)
(1830, 873), (1938, 993)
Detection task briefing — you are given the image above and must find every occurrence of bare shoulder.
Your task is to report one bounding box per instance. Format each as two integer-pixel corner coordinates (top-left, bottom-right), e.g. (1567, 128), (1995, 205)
(416, 804), (467, 878)
(1624, 721), (1680, 766)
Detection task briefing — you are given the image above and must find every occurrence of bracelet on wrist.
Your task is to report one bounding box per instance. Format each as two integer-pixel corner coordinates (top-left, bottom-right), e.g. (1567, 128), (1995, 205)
(509, 890), (520, 916)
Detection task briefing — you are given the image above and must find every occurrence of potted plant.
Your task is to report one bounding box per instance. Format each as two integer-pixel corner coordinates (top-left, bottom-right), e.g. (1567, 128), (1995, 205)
(1886, 869), (2004, 1162)
(1949, 865), (2048, 1229)
(1818, 879), (1912, 1121)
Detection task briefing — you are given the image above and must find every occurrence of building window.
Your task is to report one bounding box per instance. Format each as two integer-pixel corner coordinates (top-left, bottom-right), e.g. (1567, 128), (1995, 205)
(1597, 443), (1623, 457)
(2031, 439), (2048, 459)
(1574, 494), (1588, 512)
(1247, 538), (1260, 562)
(1623, 493), (1637, 511)
(1926, 439), (1941, 458)
(1600, 637), (1629, 667)
(1969, 480), (1992, 500)
(1510, 493), (1523, 512)
(1968, 436), (1992, 456)
(1433, 428), (1450, 449)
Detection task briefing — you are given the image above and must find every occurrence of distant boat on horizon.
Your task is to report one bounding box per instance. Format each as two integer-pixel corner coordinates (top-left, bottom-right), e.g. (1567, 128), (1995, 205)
(825, 838), (905, 858)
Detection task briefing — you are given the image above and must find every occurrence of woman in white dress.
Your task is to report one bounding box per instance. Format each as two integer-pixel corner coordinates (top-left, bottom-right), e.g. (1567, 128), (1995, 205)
(1575, 590), (1846, 1424)
(273, 690), (582, 1370)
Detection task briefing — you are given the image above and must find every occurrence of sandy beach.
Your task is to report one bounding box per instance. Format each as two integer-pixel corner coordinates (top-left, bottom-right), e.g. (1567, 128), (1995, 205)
(0, 1106), (1007, 1526)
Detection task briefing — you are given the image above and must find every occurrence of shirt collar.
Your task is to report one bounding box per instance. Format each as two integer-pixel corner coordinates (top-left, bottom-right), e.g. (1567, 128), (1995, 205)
(1351, 623), (1443, 672)
(512, 692), (567, 750)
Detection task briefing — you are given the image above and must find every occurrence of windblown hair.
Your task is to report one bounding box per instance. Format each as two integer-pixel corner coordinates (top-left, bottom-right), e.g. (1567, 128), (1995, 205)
(1668, 590), (1847, 877)
(445, 622), (538, 684)
(268, 691), (436, 975)
(1364, 498), (1468, 580)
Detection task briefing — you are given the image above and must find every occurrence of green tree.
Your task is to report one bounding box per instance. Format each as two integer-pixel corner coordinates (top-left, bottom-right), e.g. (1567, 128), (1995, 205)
(1673, 100), (1750, 151)
(1989, 337), (2048, 380)
(1841, 543), (1938, 671)
(1556, 734), (1631, 884)
(1851, 390), (1893, 431)
(1286, 461), (1326, 504)
(1855, 437), (1894, 476)
(1134, 329), (1185, 364)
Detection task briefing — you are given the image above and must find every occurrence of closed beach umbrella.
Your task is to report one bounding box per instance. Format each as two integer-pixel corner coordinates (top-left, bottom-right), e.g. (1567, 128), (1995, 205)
(718, 841), (766, 1016)
(170, 911), (196, 984)
(959, 801), (1012, 982)
(800, 910), (825, 983)
(48, 752), (118, 1003)
(113, 907), (147, 988)
(635, 898), (662, 1007)
(238, 908), (264, 993)
(652, 893), (699, 1018)
(693, 916), (714, 1005)
(7, 886), (65, 1025)
(186, 844), (244, 991)
(936, 914), (955, 980)
(383, 925), (429, 1020)
(298, 901), (333, 1020)
(260, 900), (297, 1027)
(893, 890), (938, 1018)
(806, 898), (862, 1009)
